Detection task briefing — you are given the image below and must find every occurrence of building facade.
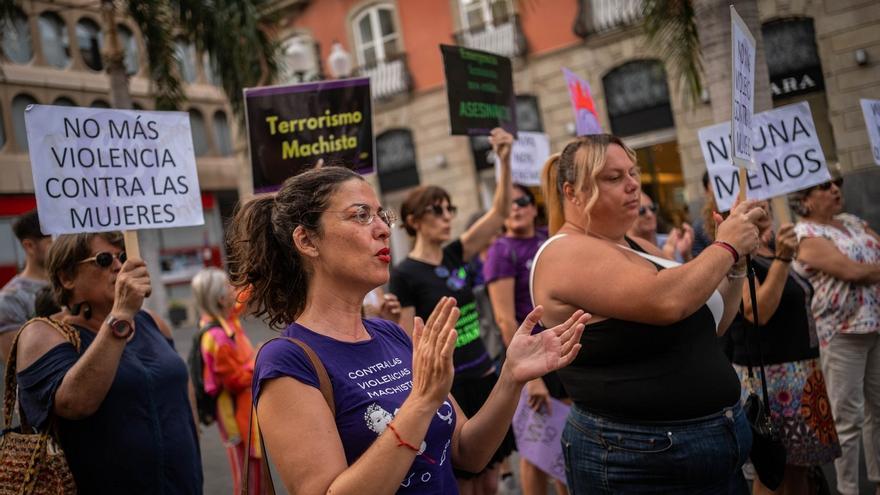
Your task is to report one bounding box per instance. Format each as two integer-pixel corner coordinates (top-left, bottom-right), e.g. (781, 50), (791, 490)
(0, 0), (244, 323)
(272, 0), (880, 261)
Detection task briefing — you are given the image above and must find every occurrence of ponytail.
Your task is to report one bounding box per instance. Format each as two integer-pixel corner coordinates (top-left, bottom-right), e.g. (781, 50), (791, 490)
(541, 153), (564, 235)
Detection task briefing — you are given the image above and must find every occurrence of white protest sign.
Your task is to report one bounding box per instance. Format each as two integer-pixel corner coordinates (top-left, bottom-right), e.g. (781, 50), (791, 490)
(730, 6), (756, 169)
(698, 101), (831, 212)
(25, 105), (204, 235)
(497, 131), (549, 186)
(861, 98), (880, 166)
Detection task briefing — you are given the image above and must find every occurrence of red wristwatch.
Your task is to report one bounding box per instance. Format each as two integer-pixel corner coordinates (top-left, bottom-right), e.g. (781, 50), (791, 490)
(106, 316), (135, 339)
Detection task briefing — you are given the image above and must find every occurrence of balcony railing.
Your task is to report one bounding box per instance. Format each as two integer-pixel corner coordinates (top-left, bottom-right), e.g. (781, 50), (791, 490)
(575, 0), (643, 37)
(453, 14), (527, 59)
(356, 53), (412, 101)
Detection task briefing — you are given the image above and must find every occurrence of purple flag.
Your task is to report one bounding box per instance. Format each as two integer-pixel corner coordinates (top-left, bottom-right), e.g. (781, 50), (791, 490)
(512, 389), (570, 484)
(562, 68), (602, 136)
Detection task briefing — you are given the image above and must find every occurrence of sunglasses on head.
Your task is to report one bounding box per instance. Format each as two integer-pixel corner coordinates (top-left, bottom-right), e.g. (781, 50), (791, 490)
(79, 251), (126, 268)
(638, 204), (658, 216)
(512, 196), (533, 207)
(425, 204), (458, 217)
(814, 177), (844, 191)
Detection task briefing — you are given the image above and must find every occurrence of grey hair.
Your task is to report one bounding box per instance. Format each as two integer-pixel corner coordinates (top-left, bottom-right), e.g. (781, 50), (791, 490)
(191, 267), (230, 321)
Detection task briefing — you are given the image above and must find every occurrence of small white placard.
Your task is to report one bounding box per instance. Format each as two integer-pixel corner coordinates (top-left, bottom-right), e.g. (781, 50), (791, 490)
(498, 131), (550, 187)
(698, 101), (831, 212)
(731, 6), (756, 169)
(861, 98), (880, 166)
(25, 105), (204, 235)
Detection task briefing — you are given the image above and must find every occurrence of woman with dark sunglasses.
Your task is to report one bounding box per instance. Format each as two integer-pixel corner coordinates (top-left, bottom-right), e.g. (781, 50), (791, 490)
(789, 176), (880, 495)
(12, 232), (202, 494)
(390, 128), (517, 494)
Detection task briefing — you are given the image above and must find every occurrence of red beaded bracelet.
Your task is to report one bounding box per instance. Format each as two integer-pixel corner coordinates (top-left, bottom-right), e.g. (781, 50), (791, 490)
(387, 423), (436, 464)
(712, 241), (740, 264)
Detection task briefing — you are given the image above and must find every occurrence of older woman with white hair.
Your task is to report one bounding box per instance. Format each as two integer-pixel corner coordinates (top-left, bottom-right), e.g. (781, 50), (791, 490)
(191, 267), (264, 494)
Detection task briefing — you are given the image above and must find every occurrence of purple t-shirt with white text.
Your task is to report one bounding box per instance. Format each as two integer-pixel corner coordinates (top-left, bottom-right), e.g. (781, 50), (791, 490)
(253, 318), (458, 494)
(483, 234), (547, 324)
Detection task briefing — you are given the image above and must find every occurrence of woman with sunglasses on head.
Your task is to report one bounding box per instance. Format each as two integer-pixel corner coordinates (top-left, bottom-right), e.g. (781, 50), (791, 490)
(484, 184), (567, 495)
(12, 232), (202, 494)
(531, 135), (766, 493)
(789, 177), (880, 495)
(391, 128), (518, 494)
(228, 166), (588, 495)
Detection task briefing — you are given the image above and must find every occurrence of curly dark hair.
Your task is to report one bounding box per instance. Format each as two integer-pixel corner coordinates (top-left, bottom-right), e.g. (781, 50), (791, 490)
(226, 166), (364, 329)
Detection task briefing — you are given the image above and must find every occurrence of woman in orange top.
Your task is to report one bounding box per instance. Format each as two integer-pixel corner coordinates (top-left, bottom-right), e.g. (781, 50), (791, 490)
(192, 268), (263, 494)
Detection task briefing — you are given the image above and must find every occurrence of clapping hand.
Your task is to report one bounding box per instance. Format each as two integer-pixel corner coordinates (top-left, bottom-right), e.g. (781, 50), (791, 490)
(409, 297), (459, 409)
(503, 307), (590, 385)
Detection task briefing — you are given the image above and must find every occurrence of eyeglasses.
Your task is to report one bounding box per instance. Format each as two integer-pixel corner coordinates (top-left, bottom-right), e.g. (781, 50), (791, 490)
(815, 177), (844, 191)
(424, 204), (458, 217)
(512, 196), (532, 208)
(325, 204), (397, 228)
(638, 204), (658, 216)
(79, 251), (126, 268)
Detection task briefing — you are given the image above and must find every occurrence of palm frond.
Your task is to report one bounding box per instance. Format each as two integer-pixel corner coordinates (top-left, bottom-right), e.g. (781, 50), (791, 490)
(642, 0), (703, 106)
(127, 0), (185, 110)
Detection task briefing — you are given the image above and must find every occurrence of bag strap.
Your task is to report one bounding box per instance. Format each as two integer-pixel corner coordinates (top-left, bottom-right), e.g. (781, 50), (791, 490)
(241, 336), (335, 495)
(743, 256), (772, 414)
(3, 317), (81, 431)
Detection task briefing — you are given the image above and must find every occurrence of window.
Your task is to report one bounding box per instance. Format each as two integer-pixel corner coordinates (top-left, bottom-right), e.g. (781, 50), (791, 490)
(53, 97), (76, 106)
(203, 52), (221, 86)
(91, 100), (110, 108)
(603, 60), (674, 137)
(38, 12), (70, 68)
(212, 111), (233, 156)
(175, 39), (198, 83)
(377, 129), (420, 193)
(460, 0), (513, 32)
(353, 5), (399, 68)
(118, 25), (139, 75)
(12, 94), (38, 151)
(280, 34), (321, 83)
(189, 109), (209, 156)
(2, 9), (33, 64)
(76, 18), (102, 71)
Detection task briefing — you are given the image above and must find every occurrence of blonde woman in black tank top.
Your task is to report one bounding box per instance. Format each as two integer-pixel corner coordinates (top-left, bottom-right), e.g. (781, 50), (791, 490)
(531, 135), (766, 494)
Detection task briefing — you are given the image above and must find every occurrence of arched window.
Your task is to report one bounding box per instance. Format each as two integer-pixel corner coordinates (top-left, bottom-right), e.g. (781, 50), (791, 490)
(603, 60), (673, 137)
(460, 0), (514, 32)
(2, 9), (33, 64)
(189, 109), (209, 156)
(175, 39), (199, 83)
(353, 5), (399, 67)
(53, 97), (76, 106)
(212, 111), (233, 156)
(38, 12), (70, 68)
(12, 94), (38, 151)
(376, 129), (420, 193)
(76, 18), (102, 71)
(118, 25), (139, 75)
(203, 52), (221, 86)
(91, 99), (110, 108)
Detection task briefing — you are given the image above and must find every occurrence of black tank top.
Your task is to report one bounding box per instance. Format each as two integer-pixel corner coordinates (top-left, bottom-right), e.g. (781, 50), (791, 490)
(555, 238), (742, 421)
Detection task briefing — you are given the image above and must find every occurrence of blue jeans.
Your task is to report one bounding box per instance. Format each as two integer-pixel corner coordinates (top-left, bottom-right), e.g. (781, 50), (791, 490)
(561, 403), (752, 494)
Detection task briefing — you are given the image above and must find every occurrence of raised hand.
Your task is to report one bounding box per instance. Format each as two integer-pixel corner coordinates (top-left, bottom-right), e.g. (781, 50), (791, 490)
(489, 127), (514, 165)
(774, 223), (798, 260)
(112, 258), (151, 319)
(409, 297), (459, 409)
(715, 200), (765, 257)
(503, 306), (589, 385)
(378, 293), (402, 323)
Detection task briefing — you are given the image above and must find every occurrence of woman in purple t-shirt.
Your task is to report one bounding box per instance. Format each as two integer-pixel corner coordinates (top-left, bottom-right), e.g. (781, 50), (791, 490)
(226, 166), (588, 494)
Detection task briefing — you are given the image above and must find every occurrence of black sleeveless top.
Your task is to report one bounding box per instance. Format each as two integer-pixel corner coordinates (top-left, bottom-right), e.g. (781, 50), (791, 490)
(557, 238), (742, 421)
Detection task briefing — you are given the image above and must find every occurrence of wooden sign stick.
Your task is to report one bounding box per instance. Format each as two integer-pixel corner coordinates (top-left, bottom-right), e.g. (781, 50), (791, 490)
(123, 230), (140, 260)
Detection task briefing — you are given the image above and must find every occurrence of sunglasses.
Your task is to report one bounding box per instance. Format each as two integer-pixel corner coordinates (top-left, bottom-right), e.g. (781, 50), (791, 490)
(79, 251), (127, 268)
(425, 204), (458, 217)
(638, 204), (658, 216)
(512, 196), (533, 208)
(814, 177), (844, 191)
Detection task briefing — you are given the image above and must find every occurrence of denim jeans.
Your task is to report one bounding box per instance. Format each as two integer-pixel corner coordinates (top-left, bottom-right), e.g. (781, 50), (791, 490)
(561, 403), (752, 494)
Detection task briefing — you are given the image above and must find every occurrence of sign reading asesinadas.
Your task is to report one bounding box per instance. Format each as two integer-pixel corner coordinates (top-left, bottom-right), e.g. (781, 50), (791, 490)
(440, 44), (517, 137)
(244, 77), (374, 192)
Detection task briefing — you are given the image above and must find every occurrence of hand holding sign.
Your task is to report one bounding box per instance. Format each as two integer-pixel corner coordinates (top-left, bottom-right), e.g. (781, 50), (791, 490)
(489, 127), (514, 165)
(715, 200), (765, 257)
(110, 257), (152, 321)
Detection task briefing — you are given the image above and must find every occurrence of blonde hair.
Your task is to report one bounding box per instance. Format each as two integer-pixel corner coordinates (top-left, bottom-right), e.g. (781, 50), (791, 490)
(192, 267), (230, 322)
(541, 135), (636, 234)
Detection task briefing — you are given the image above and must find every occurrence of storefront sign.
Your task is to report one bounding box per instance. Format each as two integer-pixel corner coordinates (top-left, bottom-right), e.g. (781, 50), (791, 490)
(24, 105), (204, 234)
(763, 19), (825, 100)
(441, 44), (517, 137)
(563, 68), (602, 135)
(244, 77), (374, 192)
(731, 5), (756, 168)
(698, 101), (831, 211)
(863, 99), (880, 166)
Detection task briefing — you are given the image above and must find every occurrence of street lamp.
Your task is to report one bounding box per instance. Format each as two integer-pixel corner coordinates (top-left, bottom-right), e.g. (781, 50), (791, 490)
(328, 42), (353, 79)
(284, 37), (311, 83)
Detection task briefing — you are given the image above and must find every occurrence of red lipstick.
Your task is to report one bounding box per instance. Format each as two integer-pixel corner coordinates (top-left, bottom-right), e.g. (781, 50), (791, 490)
(376, 247), (391, 263)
